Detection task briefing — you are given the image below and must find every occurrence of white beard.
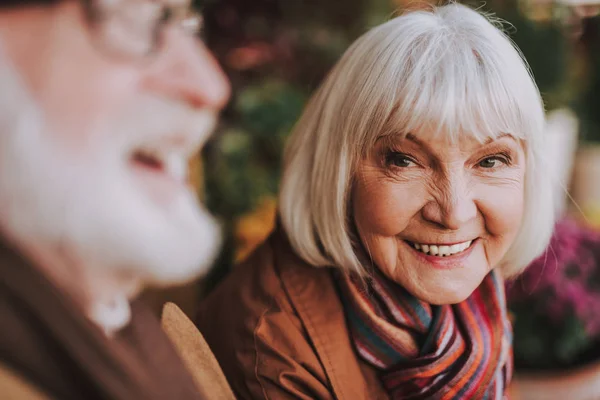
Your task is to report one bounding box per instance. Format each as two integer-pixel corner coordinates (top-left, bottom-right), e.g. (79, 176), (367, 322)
(0, 55), (221, 292)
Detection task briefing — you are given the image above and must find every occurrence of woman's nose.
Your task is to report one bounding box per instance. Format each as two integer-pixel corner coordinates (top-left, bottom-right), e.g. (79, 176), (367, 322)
(421, 176), (478, 230)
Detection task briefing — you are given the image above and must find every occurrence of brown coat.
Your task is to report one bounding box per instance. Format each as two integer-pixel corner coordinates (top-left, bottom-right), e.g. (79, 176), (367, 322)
(0, 237), (224, 400)
(196, 230), (389, 400)
(0, 303), (235, 400)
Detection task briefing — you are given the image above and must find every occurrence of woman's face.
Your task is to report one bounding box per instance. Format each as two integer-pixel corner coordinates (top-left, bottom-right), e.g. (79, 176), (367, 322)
(353, 130), (526, 304)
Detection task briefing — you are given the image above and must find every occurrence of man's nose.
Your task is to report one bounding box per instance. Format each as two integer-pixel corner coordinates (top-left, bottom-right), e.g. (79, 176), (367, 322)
(140, 28), (230, 110)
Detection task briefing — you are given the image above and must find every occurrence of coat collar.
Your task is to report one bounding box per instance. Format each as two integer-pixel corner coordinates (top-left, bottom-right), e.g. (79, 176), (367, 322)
(271, 231), (377, 400)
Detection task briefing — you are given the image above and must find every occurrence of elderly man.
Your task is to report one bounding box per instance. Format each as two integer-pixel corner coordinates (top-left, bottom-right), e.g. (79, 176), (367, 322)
(0, 0), (230, 398)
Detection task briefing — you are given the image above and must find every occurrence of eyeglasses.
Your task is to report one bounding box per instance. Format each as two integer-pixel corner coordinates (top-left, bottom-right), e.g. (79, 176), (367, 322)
(84, 0), (204, 61)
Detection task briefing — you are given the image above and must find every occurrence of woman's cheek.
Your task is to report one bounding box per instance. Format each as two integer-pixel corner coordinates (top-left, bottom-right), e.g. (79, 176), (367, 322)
(353, 175), (425, 238)
(474, 178), (525, 241)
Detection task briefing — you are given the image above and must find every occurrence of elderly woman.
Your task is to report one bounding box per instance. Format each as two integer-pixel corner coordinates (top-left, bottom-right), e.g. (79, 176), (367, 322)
(197, 3), (554, 399)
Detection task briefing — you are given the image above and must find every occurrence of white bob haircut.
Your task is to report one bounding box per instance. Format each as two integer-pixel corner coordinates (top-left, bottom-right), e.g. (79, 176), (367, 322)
(279, 2), (555, 278)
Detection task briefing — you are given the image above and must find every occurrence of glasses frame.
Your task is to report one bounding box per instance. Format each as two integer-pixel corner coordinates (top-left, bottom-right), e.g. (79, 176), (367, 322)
(82, 0), (204, 63)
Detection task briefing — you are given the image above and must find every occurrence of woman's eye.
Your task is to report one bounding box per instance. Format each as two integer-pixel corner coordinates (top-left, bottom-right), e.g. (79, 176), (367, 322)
(478, 156), (506, 169)
(386, 153), (415, 168)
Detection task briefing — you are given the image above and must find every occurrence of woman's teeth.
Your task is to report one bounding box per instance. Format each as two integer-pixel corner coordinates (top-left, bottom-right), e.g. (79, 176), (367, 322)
(412, 240), (472, 257)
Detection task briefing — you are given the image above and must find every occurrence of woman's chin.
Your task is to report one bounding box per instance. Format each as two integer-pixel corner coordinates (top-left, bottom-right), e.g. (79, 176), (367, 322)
(403, 271), (488, 305)
(392, 241), (492, 304)
(421, 286), (474, 305)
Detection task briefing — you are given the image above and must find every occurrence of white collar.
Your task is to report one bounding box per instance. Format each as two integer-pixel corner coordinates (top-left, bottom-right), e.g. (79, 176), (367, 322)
(88, 294), (132, 337)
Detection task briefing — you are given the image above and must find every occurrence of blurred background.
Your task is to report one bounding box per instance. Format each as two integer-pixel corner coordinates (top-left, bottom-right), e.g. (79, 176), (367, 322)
(145, 0), (600, 383)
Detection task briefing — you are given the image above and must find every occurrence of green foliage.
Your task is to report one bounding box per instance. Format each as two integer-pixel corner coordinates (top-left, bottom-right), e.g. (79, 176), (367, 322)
(512, 303), (595, 370)
(200, 79), (308, 292)
(576, 16), (600, 142)
(494, 7), (571, 111)
(199, 0), (384, 293)
(204, 80), (307, 220)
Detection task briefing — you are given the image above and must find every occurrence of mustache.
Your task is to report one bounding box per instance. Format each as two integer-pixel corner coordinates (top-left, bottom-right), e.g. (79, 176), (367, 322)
(101, 95), (218, 157)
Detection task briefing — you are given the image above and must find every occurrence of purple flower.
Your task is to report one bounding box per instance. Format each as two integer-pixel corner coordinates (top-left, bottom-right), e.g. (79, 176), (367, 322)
(507, 218), (600, 337)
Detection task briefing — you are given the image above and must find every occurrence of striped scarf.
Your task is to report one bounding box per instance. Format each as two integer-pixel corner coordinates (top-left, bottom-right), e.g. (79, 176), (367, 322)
(336, 268), (512, 399)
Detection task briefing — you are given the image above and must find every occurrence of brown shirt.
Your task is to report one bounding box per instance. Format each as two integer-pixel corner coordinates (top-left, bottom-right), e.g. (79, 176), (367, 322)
(197, 230), (389, 400)
(0, 238), (204, 400)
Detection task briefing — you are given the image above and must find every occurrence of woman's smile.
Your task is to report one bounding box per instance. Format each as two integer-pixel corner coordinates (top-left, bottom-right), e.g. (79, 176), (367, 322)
(403, 238), (479, 270)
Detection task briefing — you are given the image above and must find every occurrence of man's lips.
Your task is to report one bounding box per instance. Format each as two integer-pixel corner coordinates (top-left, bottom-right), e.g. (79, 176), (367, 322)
(132, 151), (163, 171)
(130, 149), (189, 184)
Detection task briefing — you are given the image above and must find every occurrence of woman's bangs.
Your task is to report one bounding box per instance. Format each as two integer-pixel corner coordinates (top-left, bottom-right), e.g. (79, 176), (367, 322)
(376, 38), (529, 145)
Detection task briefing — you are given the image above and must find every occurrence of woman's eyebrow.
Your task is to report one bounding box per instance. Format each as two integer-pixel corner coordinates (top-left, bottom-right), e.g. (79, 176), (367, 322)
(405, 133), (425, 147)
(483, 133), (516, 145)
(404, 132), (518, 148)
(377, 132), (517, 150)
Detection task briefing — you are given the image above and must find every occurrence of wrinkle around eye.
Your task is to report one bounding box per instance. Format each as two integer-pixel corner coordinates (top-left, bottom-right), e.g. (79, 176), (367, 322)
(478, 174), (523, 188)
(383, 164), (427, 183)
(359, 161), (421, 185)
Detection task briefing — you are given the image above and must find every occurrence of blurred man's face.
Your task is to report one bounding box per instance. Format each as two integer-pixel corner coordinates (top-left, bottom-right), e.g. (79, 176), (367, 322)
(0, 0), (230, 289)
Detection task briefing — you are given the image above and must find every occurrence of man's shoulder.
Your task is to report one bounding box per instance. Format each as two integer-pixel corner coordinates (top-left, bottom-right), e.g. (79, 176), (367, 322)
(0, 264), (64, 398)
